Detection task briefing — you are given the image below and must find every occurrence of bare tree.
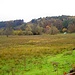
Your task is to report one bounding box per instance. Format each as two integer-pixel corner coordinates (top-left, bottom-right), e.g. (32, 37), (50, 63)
(4, 21), (13, 37)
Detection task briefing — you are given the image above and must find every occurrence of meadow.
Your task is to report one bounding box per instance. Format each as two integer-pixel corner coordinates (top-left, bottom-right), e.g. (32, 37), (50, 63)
(0, 34), (75, 75)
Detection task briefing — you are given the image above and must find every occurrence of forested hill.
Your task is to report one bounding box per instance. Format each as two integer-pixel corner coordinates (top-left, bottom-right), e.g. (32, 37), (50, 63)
(0, 19), (24, 28)
(0, 15), (75, 35)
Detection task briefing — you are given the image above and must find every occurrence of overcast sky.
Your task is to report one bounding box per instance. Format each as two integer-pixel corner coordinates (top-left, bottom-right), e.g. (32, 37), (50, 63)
(0, 0), (75, 22)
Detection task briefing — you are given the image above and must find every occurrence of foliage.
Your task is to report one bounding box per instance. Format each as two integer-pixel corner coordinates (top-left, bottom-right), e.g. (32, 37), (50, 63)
(68, 24), (75, 33)
(62, 28), (67, 32)
(0, 19), (24, 28)
(32, 25), (43, 35)
(24, 24), (33, 35)
(4, 21), (13, 37)
(0, 15), (75, 35)
(13, 30), (23, 35)
(45, 25), (59, 34)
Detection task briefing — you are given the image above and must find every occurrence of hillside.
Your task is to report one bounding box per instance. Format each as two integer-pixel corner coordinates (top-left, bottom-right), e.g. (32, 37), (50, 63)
(0, 15), (75, 36)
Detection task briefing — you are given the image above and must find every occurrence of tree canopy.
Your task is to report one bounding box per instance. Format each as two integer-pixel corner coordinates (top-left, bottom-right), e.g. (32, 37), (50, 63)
(0, 15), (75, 35)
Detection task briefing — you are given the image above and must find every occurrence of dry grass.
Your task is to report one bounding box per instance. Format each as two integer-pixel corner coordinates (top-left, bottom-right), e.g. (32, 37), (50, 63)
(0, 34), (75, 75)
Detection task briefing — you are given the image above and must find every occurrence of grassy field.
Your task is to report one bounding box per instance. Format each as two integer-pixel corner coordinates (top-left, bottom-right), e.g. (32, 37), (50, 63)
(0, 34), (75, 75)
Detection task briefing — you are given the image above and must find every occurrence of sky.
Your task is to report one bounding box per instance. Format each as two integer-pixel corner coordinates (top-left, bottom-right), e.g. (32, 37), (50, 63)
(0, 0), (75, 22)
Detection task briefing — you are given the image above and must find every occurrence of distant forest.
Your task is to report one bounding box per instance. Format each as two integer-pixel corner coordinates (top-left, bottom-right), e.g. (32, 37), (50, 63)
(0, 15), (75, 36)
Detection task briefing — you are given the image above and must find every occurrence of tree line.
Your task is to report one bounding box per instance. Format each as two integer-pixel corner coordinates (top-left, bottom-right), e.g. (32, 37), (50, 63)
(0, 15), (75, 36)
